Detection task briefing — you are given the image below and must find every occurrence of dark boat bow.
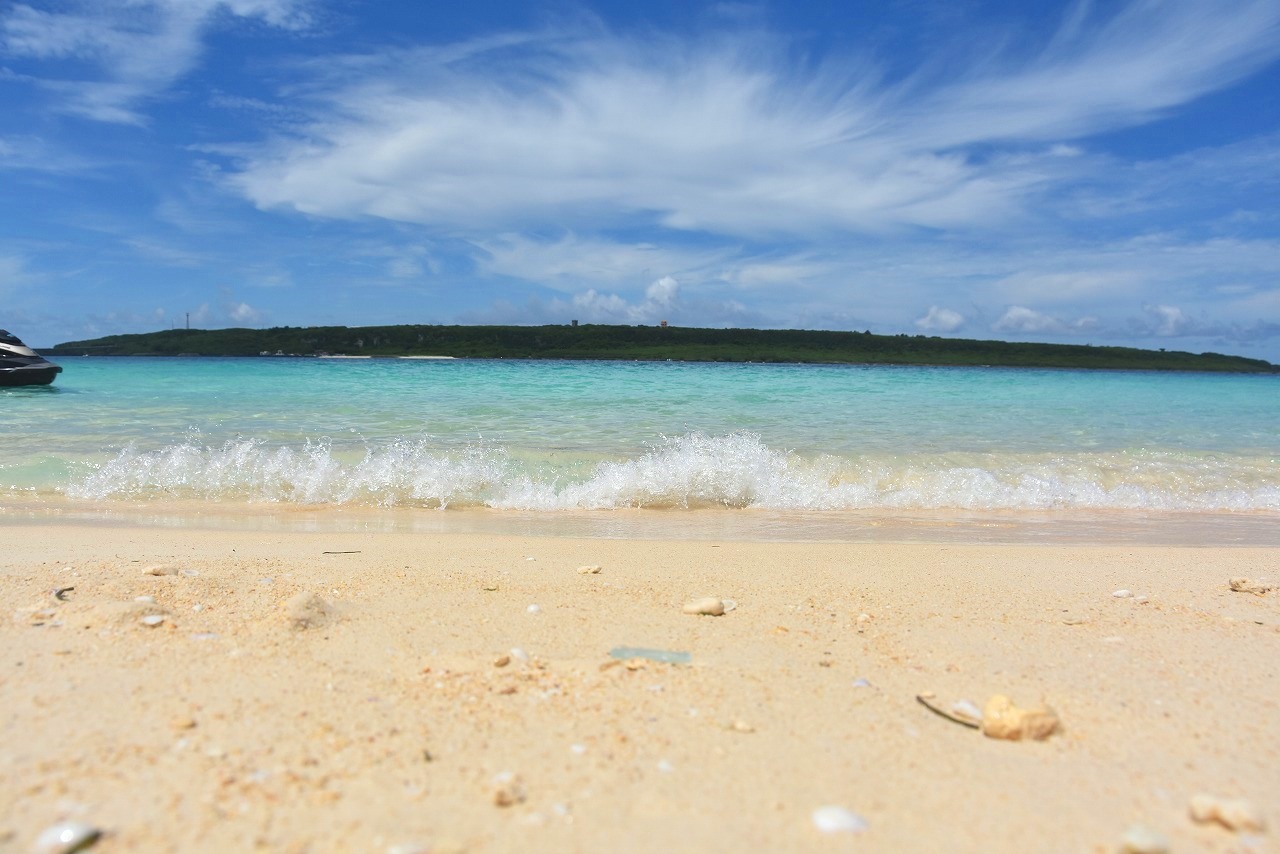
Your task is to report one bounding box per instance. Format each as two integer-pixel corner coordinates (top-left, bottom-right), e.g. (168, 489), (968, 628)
(0, 329), (62, 387)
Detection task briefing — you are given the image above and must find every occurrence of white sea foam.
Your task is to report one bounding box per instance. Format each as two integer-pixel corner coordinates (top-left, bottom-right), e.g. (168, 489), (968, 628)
(64, 432), (1280, 512)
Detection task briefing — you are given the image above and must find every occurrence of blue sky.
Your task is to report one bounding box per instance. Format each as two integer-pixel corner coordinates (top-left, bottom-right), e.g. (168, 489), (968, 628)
(3, 0), (1280, 358)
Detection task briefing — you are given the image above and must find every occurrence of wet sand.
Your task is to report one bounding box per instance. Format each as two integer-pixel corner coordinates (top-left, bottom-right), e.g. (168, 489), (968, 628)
(1, 523), (1277, 852)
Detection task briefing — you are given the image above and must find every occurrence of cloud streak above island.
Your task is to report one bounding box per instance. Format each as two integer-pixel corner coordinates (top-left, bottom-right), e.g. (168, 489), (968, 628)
(2, 0), (1280, 358)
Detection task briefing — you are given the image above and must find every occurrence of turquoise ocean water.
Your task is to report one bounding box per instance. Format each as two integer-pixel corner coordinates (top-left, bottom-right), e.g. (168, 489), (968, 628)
(2, 357), (1278, 531)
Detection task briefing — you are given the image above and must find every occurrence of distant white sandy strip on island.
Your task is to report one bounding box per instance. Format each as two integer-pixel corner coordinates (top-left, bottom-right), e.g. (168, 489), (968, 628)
(1, 522), (1276, 852)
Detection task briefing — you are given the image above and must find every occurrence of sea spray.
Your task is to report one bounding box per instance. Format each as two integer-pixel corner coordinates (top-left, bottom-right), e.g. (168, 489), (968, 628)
(64, 432), (1280, 512)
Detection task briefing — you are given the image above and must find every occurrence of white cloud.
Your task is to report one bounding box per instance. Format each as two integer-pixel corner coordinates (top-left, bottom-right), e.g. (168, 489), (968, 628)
(1, 0), (311, 123)
(573, 276), (681, 324)
(914, 305), (965, 333)
(463, 275), (756, 328)
(475, 233), (729, 291)
(226, 2), (1280, 239)
(994, 306), (1071, 334)
(229, 301), (262, 324)
(1144, 304), (1188, 336)
(994, 306), (1057, 334)
(716, 257), (839, 289)
(644, 275), (678, 308)
(907, 1), (1280, 147)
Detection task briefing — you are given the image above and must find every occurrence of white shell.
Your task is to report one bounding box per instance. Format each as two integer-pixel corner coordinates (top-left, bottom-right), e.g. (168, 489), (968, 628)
(1120, 824), (1170, 854)
(1112, 589), (1134, 598)
(811, 806), (868, 834)
(35, 820), (101, 853)
(682, 597), (726, 616)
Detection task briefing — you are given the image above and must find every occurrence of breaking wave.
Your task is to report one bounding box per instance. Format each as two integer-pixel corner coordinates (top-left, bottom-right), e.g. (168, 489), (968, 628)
(64, 432), (1280, 513)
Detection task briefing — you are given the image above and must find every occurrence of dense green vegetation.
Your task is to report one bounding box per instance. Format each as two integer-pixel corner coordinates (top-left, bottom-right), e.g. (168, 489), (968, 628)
(49, 324), (1278, 372)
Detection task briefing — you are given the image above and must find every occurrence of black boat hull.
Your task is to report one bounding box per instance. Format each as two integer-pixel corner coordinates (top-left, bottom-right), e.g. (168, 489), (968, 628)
(0, 363), (62, 387)
(1, 328), (63, 386)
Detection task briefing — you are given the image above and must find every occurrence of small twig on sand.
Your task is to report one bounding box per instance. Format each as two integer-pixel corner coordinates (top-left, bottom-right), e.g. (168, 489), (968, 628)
(916, 692), (981, 729)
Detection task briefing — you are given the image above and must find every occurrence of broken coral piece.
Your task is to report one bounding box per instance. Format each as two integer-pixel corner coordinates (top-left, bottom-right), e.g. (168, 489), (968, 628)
(980, 694), (1061, 741)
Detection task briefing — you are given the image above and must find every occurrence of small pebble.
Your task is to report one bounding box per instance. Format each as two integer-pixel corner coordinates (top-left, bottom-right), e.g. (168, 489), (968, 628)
(510, 647), (529, 663)
(170, 715), (197, 731)
(811, 806), (868, 834)
(656, 759), (674, 773)
(1120, 824), (1169, 854)
(577, 565), (602, 574)
(134, 596), (156, 604)
(140, 615), (166, 628)
(1189, 793), (1265, 832)
(526, 604), (541, 615)
(682, 597), (726, 616)
(179, 568), (199, 578)
(493, 654), (511, 668)
(143, 564), (177, 576)
(34, 820), (101, 853)
(1134, 595), (1149, 604)
(1113, 589), (1134, 599)
(730, 719), (755, 733)
(491, 772), (526, 807)
(851, 678), (872, 688)
(569, 743), (587, 754)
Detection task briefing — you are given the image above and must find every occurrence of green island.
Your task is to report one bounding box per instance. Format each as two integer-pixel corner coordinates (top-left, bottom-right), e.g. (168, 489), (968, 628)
(48, 324), (1279, 372)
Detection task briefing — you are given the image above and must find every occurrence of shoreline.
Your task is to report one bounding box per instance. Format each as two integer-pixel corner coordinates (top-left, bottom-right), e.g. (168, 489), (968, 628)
(2, 521), (1277, 851)
(6, 497), (1280, 547)
(32, 351), (1280, 375)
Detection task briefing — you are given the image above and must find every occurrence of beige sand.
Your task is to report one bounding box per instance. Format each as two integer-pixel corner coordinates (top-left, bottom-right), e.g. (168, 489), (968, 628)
(1, 523), (1277, 852)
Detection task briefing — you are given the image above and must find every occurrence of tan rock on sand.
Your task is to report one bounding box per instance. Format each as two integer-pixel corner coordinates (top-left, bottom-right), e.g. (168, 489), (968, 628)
(981, 695), (1061, 741)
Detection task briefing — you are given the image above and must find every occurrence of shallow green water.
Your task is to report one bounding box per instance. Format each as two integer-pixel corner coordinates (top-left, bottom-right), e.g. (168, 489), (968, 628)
(2, 357), (1277, 513)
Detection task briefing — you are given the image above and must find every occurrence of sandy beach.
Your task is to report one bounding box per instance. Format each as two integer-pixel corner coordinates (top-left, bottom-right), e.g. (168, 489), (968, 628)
(2, 522), (1277, 853)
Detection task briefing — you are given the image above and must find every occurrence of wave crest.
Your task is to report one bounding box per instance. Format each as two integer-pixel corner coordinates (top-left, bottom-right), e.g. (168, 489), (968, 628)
(64, 432), (1280, 512)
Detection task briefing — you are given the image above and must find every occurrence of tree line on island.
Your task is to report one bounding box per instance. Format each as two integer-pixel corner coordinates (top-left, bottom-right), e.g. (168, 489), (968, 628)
(47, 324), (1279, 373)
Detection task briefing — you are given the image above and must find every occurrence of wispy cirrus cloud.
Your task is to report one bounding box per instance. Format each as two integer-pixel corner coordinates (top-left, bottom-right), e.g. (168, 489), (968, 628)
(1, 0), (312, 123)
(225, 1), (1280, 241)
